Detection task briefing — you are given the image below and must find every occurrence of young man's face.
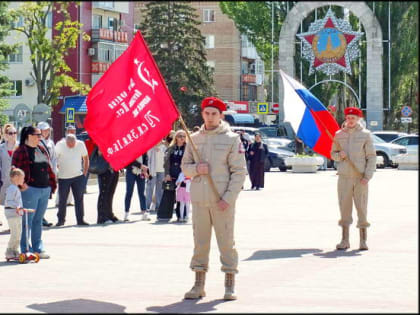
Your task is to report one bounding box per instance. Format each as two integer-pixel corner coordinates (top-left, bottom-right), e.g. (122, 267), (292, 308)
(345, 115), (360, 128)
(202, 107), (223, 129)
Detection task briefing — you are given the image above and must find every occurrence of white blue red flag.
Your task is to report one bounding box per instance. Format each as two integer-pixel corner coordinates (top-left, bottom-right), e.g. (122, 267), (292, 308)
(280, 70), (339, 159)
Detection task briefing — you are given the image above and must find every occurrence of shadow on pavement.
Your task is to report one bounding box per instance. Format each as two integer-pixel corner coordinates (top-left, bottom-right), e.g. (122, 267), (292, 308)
(146, 298), (230, 313)
(313, 249), (363, 258)
(27, 298), (126, 313)
(244, 248), (323, 261)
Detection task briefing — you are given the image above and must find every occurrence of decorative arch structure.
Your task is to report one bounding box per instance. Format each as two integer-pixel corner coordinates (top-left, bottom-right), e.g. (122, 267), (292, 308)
(279, 1), (383, 130)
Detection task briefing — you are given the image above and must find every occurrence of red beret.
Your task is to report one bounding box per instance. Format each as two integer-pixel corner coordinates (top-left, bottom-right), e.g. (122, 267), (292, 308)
(201, 97), (226, 112)
(344, 107), (363, 117)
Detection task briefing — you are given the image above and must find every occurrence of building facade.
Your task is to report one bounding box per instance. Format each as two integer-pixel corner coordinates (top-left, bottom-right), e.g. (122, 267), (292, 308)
(1, 1), (134, 141)
(134, 1), (265, 119)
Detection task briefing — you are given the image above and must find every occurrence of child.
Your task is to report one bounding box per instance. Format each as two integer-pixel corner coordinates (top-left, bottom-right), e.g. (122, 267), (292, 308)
(4, 168), (25, 259)
(175, 172), (191, 223)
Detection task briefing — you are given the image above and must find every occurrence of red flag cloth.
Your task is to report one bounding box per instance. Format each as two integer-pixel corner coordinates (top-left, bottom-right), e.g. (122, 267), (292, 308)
(84, 31), (179, 170)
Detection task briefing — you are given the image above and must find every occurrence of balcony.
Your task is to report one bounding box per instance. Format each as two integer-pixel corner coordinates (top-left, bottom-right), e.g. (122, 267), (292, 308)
(242, 74), (256, 84)
(92, 61), (111, 73)
(91, 28), (128, 43)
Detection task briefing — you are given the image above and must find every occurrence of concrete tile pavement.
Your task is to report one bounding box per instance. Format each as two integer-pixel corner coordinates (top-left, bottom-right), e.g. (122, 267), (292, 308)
(0, 168), (418, 313)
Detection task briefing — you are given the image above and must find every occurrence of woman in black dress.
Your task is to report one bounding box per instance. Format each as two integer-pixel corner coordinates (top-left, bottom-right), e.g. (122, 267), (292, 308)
(247, 133), (268, 190)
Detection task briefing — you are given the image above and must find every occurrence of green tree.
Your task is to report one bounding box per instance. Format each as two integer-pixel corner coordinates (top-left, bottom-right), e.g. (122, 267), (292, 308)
(139, 1), (216, 127)
(0, 1), (17, 125)
(9, 2), (91, 109)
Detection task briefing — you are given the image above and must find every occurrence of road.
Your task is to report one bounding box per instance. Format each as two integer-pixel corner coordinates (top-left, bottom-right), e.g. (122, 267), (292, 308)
(0, 168), (418, 313)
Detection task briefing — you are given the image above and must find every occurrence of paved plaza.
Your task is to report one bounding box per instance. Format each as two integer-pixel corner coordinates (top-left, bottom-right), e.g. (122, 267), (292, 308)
(0, 168), (418, 313)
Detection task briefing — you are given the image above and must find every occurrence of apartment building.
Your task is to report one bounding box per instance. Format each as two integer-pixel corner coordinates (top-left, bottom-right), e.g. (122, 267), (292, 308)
(134, 1), (265, 122)
(1, 1), (134, 141)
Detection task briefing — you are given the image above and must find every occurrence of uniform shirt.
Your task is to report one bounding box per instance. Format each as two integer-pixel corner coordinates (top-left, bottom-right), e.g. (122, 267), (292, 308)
(5, 184), (23, 209)
(55, 139), (88, 179)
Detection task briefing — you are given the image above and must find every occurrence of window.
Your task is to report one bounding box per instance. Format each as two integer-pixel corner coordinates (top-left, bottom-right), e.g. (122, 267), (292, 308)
(92, 15), (102, 29)
(409, 137), (418, 145)
(9, 80), (23, 97)
(108, 17), (116, 30)
(241, 84), (256, 101)
(114, 45), (126, 60)
(255, 59), (264, 75)
(8, 46), (23, 63)
(203, 9), (215, 22)
(206, 60), (215, 69)
(205, 35), (214, 49)
(98, 42), (114, 62)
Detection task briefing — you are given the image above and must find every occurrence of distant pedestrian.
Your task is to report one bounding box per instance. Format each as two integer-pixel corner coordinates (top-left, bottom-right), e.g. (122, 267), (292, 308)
(175, 172), (191, 223)
(145, 140), (166, 212)
(4, 168), (25, 259)
(12, 126), (57, 259)
(331, 107), (376, 251)
(95, 147), (120, 224)
(55, 134), (89, 226)
(37, 121), (56, 227)
(247, 133), (268, 190)
(0, 124), (19, 227)
(157, 129), (186, 222)
(124, 153), (149, 222)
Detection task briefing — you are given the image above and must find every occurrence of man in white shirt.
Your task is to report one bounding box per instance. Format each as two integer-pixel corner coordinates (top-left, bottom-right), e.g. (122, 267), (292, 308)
(55, 134), (89, 226)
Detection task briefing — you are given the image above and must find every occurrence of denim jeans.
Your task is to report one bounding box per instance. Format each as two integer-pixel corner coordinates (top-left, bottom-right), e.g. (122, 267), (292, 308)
(145, 172), (164, 210)
(20, 186), (51, 253)
(125, 167), (146, 212)
(57, 175), (85, 224)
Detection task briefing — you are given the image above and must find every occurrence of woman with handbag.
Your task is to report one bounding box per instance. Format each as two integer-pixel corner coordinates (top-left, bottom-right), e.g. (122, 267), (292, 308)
(157, 130), (187, 222)
(89, 146), (120, 224)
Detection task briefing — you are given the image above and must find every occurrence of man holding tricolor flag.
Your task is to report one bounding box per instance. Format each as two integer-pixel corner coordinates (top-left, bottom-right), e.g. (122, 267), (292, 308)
(280, 70), (375, 251)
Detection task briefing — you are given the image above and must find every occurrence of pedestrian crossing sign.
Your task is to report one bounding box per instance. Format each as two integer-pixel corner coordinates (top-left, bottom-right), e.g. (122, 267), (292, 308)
(66, 108), (75, 123)
(257, 102), (269, 114)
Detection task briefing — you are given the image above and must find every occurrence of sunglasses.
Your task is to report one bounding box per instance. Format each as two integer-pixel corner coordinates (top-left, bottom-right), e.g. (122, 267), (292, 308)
(7, 132), (17, 135)
(30, 133), (42, 137)
(177, 135), (186, 138)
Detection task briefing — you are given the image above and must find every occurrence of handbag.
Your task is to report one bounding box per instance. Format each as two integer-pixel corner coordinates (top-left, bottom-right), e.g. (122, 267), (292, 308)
(162, 180), (176, 191)
(88, 147), (109, 175)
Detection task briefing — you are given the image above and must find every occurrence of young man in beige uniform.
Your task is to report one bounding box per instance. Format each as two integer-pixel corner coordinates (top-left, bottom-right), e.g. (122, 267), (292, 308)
(181, 96), (247, 300)
(330, 107), (376, 250)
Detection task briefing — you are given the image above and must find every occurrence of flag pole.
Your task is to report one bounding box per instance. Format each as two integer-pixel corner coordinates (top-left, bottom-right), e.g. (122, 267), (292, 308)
(178, 115), (221, 200)
(280, 69), (364, 178)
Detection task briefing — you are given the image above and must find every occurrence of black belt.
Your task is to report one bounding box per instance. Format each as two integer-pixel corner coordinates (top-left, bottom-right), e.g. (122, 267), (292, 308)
(5, 207), (14, 210)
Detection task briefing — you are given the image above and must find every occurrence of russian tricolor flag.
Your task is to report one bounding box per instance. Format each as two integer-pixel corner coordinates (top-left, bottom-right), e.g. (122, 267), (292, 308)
(280, 70), (339, 159)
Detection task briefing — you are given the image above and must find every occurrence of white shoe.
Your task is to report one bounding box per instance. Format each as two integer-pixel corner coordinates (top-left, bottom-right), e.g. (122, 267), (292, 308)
(38, 252), (50, 259)
(104, 220), (113, 224)
(142, 212), (151, 221)
(124, 213), (130, 222)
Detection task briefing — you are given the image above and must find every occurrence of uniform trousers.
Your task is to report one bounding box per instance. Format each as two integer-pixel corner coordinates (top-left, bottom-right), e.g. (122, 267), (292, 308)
(337, 176), (370, 228)
(190, 202), (238, 274)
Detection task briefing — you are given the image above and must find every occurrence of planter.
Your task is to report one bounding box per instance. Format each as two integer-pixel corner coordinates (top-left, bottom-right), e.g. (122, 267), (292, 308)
(394, 154), (418, 170)
(285, 156), (324, 173)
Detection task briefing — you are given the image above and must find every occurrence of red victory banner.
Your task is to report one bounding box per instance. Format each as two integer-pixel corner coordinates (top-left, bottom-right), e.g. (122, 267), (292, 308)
(84, 31), (179, 170)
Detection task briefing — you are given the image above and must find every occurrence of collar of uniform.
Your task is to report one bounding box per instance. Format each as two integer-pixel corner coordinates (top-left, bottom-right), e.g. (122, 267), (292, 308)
(343, 122), (363, 133)
(200, 120), (230, 135)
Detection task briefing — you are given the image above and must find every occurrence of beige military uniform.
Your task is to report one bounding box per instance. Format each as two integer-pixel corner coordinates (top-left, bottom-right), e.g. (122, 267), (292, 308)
(181, 121), (246, 274)
(331, 123), (376, 228)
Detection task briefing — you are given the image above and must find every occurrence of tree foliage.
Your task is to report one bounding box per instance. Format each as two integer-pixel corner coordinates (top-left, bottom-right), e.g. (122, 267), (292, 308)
(139, 1), (216, 127)
(0, 1), (17, 124)
(9, 2), (91, 108)
(220, 1), (418, 130)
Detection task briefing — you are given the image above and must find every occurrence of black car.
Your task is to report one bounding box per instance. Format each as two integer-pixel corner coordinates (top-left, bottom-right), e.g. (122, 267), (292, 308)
(264, 151), (288, 172)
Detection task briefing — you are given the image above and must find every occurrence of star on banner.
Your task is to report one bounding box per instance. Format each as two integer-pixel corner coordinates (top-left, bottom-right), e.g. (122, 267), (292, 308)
(297, 9), (364, 75)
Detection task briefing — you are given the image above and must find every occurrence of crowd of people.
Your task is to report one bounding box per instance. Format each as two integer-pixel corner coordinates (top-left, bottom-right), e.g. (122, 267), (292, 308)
(0, 98), (375, 301)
